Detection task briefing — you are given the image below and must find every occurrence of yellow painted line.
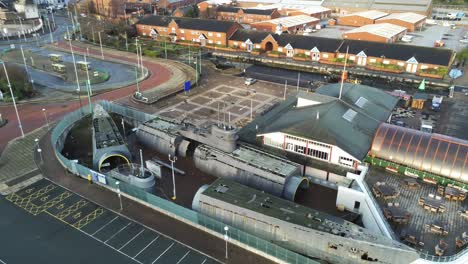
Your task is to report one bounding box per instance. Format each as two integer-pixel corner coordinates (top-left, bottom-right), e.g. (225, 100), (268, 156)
(73, 208), (105, 230)
(45, 211), (77, 229)
(32, 192), (73, 216)
(55, 200), (88, 219)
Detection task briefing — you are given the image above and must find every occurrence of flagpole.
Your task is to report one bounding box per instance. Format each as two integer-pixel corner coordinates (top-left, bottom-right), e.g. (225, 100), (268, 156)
(339, 46), (349, 100)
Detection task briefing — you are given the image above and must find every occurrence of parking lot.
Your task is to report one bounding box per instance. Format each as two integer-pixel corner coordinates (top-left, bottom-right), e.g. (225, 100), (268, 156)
(0, 179), (219, 264)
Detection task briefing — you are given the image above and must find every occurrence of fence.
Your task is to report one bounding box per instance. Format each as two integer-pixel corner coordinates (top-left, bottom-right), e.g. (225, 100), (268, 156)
(51, 100), (319, 264)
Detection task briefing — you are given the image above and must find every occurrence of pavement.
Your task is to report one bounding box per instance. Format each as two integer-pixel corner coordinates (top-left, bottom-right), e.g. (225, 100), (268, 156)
(0, 178), (220, 264)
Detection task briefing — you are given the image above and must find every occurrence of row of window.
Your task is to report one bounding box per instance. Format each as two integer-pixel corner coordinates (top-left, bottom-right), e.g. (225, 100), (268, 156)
(285, 135), (331, 149)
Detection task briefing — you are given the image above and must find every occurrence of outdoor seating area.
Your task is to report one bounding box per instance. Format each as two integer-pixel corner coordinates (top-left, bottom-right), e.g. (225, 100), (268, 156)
(418, 195), (447, 213)
(455, 232), (468, 249)
(365, 168), (468, 256)
(372, 182), (399, 200)
(404, 178), (420, 189)
(425, 221), (449, 236)
(384, 206), (411, 224)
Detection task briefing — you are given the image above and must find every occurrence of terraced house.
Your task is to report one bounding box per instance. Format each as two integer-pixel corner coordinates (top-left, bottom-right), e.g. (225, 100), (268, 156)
(136, 16), (240, 46)
(227, 30), (453, 75)
(216, 6), (280, 24)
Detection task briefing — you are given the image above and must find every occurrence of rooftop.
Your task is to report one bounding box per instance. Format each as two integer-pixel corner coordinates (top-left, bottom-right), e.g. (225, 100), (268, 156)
(202, 178), (408, 248)
(92, 104), (125, 149)
(371, 0), (432, 12)
(252, 15), (319, 27)
(137, 15), (239, 33)
(216, 5), (277, 15)
(377, 12), (427, 24)
(342, 10), (389, 20)
(344, 23), (407, 39)
(241, 84), (398, 160)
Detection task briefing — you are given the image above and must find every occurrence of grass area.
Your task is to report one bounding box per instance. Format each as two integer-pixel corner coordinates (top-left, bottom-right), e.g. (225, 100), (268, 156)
(368, 62), (403, 71)
(0, 62), (35, 101)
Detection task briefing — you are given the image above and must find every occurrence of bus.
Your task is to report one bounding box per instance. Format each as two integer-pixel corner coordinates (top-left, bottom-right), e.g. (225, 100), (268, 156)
(77, 61), (91, 71)
(52, 63), (66, 73)
(49, 54), (63, 62)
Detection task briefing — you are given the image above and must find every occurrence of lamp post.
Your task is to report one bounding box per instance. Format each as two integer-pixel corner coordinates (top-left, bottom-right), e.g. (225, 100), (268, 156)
(98, 31), (104, 59)
(34, 138), (39, 149)
(168, 154), (177, 200)
(224, 226), (229, 259)
(1, 61), (24, 138)
(42, 108), (50, 129)
(116, 181), (123, 211)
(37, 148), (43, 164)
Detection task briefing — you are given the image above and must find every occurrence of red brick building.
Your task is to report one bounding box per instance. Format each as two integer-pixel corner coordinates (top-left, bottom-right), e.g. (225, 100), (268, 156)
(251, 15), (319, 34)
(338, 10), (388, 27)
(342, 23), (407, 43)
(375, 12), (426, 32)
(216, 6), (280, 24)
(136, 15), (240, 46)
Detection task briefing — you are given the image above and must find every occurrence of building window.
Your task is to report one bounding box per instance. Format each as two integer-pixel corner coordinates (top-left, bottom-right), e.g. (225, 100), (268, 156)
(383, 60), (390, 64)
(349, 56), (355, 60)
(339, 156), (354, 167)
(322, 54), (328, 58)
(421, 65), (428, 69)
(180, 30), (184, 33)
(216, 41), (221, 45)
(208, 32), (213, 36)
(208, 40), (213, 44)
(181, 37), (185, 40)
(354, 201), (361, 210)
(216, 33), (221, 37)
(369, 58), (376, 63)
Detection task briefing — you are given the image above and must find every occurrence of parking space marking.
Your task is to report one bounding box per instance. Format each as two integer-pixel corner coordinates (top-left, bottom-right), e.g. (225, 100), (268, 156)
(134, 236), (159, 259)
(0, 258), (6, 264)
(201, 258), (207, 264)
(92, 216), (119, 235)
(119, 229), (145, 250)
(176, 251), (190, 264)
(151, 242), (175, 264)
(72, 207), (105, 229)
(105, 222), (132, 243)
(56, 200), (88, 219)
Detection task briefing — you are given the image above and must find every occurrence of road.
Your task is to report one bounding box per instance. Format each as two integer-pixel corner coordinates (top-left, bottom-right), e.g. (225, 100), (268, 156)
(0, 42), (172, 153)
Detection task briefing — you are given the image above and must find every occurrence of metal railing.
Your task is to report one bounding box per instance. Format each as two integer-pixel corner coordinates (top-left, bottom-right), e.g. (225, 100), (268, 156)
(51, 100), (319, 264)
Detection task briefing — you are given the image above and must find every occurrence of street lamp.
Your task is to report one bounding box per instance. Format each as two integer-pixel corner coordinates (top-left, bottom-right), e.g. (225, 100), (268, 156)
(168, 154), (177, 200)
(116, 181), (123, 211)
(42, 108), (50, 129)
(1, 60), (24, 138)
(224, 226), (229, 259)
(37, 148), (43, 164)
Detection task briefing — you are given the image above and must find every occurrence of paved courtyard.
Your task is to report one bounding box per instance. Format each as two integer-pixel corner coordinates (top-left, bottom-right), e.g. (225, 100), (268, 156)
(365, 169), (467, 257)
(157, 79), (297, 128)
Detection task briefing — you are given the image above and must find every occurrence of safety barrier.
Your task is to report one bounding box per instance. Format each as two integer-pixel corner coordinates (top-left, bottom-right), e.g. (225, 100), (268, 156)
(51, 101), (319, 264)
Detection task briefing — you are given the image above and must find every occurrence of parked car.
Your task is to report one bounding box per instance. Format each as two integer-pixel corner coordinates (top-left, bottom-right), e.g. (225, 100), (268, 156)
(460, 39), (468, 44)
(244, 78), (257, 86)
(401, 35), (413, 43)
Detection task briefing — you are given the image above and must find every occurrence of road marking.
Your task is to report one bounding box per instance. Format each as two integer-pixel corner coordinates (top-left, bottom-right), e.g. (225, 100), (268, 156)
(201, 258), (207, 264)
(92, 216), (119, 235)
(134, 236), (159, 259)
(105, 222), (132, 243)
(119, 229), (145, 250)
(151, 243), (175, 264)
(0, 258), (6, 264)
(176, 251), (190, 264)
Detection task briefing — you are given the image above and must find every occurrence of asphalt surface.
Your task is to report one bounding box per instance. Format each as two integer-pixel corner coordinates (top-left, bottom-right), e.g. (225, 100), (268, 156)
(23, 47), (136, 91)
(35, 128), (274, 264)
(0, 179), (219, 264)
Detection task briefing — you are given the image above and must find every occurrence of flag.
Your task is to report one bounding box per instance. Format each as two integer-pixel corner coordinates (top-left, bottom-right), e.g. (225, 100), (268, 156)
(418, 79), (425, 91)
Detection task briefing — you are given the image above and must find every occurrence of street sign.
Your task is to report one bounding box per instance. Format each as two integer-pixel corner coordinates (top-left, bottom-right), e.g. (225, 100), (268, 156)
(184, 81), (191, 93)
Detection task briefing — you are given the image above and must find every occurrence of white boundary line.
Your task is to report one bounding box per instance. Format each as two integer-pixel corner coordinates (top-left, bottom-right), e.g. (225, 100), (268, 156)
(119, 229), (145, 250)
(151, 242), (175, 264)
(134, 236), (159, 259)
(76, 225), (143, 264)
(0, 258), (6, 264)
(44, 179), (222, 263)
(105, 222), (132, 243)
(92, 215), (119, 235)
(176, 251), (190, 264)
